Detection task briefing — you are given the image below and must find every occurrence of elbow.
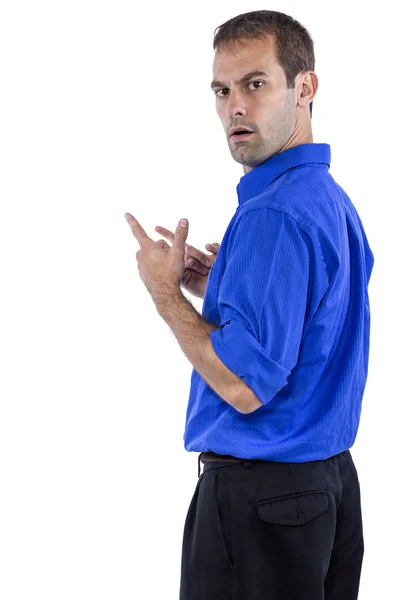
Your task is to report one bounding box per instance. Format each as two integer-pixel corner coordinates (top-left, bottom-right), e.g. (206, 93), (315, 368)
(231, 385), (263, 414)
(241, 396), (263, 414)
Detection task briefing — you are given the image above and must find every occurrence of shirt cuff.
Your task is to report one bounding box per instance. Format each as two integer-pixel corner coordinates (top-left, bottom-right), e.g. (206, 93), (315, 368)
(210, 319), (291, 407)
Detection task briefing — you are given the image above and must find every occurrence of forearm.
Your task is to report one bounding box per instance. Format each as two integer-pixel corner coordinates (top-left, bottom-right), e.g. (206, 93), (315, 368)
(154, 288), (262, 414)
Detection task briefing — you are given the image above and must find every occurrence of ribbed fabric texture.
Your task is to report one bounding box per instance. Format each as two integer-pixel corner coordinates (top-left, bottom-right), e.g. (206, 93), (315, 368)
(183, 144), (375, 462)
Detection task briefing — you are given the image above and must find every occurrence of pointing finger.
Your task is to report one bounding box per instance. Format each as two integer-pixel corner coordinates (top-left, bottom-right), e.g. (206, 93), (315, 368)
(125, 213), (151, 247)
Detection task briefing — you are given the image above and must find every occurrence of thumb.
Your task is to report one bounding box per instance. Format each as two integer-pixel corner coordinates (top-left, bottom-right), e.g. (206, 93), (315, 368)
(172, 218), (189, 253)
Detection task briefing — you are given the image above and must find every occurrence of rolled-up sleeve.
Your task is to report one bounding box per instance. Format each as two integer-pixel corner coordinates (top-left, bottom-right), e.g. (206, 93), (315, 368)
(209, 208), (310, 407)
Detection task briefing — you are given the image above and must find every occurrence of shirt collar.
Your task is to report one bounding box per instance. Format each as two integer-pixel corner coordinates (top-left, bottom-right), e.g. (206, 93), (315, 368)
(236, 143), (331, 206)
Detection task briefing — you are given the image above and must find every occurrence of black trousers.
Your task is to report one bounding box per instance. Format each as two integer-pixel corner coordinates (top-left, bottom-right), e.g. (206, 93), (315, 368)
(179, 449), (363, 600)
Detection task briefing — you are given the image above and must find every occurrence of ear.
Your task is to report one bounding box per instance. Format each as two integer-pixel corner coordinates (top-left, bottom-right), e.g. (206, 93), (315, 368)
(297, 71), (318, 109)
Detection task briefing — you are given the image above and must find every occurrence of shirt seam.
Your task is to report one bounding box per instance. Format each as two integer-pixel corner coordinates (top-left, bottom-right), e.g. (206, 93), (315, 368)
(233, 204), (329, 276)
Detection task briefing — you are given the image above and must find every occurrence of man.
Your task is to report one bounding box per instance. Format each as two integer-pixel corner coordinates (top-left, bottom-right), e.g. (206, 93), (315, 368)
(125, 9), (374, 600)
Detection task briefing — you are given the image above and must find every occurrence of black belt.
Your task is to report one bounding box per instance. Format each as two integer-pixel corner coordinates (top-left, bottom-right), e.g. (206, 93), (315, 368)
(197, 451), (256, 477)
(200, 451), (245, 463)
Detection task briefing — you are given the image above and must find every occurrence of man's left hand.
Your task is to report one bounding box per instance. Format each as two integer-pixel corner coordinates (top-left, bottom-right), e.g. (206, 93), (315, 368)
(124, 212), (189, 302)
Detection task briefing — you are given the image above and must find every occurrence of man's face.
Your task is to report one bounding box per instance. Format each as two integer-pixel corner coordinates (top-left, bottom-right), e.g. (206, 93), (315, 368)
(211, 36), (298, 171)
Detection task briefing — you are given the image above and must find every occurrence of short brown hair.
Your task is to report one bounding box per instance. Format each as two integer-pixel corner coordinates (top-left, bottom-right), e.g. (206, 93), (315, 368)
(213, 10), (315, 116)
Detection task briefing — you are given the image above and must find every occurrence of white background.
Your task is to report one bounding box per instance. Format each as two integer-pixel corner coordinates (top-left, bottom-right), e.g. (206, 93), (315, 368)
(0, 1), (396, 598)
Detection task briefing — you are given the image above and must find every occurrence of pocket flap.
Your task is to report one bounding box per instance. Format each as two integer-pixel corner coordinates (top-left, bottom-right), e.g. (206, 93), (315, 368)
(257, 490), (328, 527)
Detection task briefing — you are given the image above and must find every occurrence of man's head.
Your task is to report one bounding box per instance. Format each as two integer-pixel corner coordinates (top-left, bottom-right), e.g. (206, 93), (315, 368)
(211, 11), (318, 172)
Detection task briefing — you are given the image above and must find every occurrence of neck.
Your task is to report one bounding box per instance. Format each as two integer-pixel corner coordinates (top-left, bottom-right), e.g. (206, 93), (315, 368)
(280, 127), (313, 153)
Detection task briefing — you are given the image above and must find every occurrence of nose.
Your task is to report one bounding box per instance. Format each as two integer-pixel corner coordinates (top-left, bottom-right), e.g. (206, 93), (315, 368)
(226, 89), (247, 119)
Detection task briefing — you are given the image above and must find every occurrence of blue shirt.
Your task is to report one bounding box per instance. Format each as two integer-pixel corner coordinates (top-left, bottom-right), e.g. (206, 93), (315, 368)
(183, 143), (374, 462)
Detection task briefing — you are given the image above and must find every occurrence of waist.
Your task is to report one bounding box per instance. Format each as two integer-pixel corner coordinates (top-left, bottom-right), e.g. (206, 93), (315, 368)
(200, 451), (260, 464)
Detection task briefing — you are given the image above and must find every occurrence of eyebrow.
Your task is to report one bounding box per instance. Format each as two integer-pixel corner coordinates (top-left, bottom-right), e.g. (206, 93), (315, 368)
(210, 70), (269, 89)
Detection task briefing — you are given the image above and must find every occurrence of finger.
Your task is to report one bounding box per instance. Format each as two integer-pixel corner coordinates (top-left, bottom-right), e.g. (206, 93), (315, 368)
(172, 218), (189, 253)
(205, 243), (220, 254)
(154, 225), (175, 244)
(156, 224), (211, 265)
(185, 257), (209, 275)
(125, 213), (151, 247)
(186, 246), (213, 267)
(155, 239), (170, 249)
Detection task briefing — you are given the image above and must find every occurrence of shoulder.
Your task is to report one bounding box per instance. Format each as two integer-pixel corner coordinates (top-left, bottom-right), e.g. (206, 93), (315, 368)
(227, 205), (311, 261)
(236, 166), (346, 241)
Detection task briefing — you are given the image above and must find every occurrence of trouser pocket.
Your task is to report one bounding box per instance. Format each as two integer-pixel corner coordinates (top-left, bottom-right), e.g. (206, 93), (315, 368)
(256, 489), (329, 526)
(214, 469), (233, 569)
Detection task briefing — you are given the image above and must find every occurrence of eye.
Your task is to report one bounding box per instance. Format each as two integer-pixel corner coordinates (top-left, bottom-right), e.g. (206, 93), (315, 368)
(215, 88), (229, 97)
(248, 81), (264, 90)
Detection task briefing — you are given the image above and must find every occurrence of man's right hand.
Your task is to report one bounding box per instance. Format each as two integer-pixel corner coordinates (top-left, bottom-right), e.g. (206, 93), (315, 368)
(154, 225), (220, 299)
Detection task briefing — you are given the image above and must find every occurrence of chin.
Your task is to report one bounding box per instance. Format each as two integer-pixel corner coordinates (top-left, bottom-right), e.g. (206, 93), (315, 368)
(231, 148), (263, 168)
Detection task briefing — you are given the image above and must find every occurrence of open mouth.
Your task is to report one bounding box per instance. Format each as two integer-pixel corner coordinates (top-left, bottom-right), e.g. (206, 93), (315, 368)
(230, 130), (254, 141)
